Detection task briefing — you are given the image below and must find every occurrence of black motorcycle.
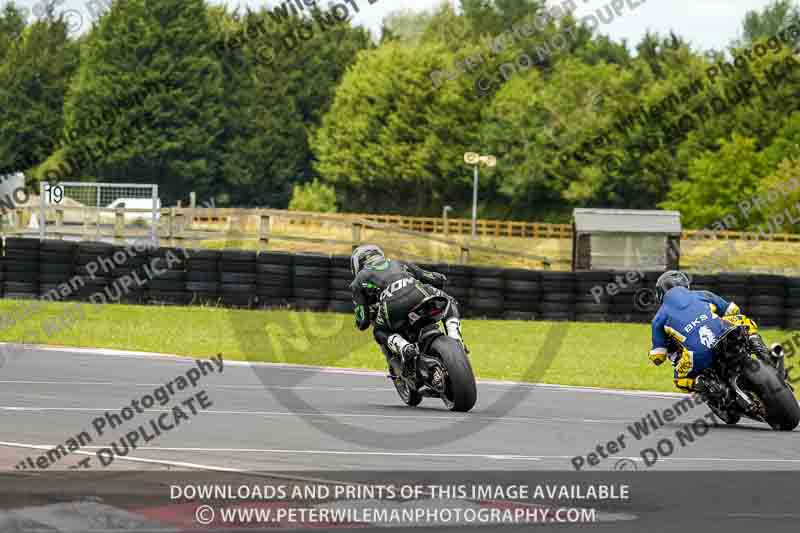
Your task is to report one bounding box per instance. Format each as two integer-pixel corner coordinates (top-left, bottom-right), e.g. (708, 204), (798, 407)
(704, 325), (799, 431)
(380, 295), (477, 412)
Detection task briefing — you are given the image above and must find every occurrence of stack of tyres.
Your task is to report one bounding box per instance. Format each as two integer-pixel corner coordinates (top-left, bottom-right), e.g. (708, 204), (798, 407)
(38, 240), (77, 301)
(785, 277), (800, 330)
(539, 271), (575, 321)
(502, 268), (541, 321)
(747, 274), (786, 329)
(441, 264), (471, 317)
(469, 266), (505, 318)
(108, 244), (147, 304)
(636, 271), (664, 322)
(688, 273), (717, 293)
(74, 241), (115, 302)
(3, 237), (39, 299)
(328, 255), (353, 314)
(146, 247), (190, 305)
(574, 271), (612, 323)
(716, 273), (750, 316)
(218, 250), (257, 308)
(292, 253), (330, 311)
(256, 251), (292, 308)
(185, 249), (220, 305)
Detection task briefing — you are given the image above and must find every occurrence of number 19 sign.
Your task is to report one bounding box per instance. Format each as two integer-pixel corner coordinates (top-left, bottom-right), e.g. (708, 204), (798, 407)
(44, 183), (64, 204)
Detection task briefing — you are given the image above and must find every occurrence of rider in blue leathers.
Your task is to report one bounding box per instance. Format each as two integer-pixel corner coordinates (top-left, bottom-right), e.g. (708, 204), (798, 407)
(649, 271), (785, 401)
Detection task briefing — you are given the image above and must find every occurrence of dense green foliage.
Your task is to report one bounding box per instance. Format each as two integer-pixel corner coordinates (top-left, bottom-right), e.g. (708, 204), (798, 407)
(1, 0), (799, 230)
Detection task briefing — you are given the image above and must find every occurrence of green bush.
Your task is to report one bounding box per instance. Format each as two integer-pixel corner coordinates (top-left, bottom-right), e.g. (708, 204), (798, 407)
(288, 179), (338, 213)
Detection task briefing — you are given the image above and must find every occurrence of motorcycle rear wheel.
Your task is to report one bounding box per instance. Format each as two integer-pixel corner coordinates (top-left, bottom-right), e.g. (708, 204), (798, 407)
(430, 336), (477, 412)
(744, 358), (800, 431)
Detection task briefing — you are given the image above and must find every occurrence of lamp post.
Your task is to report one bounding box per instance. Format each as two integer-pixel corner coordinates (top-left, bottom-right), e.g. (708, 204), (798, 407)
(442, 205), (453, 236)
(464, 152), (496, 238)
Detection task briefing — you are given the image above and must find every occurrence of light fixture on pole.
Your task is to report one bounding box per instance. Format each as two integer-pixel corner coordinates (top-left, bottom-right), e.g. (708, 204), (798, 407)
(464, 152), (496, 238)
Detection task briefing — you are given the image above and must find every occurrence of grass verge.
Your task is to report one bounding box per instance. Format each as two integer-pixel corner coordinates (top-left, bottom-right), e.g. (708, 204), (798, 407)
(1, 300), (798, 398)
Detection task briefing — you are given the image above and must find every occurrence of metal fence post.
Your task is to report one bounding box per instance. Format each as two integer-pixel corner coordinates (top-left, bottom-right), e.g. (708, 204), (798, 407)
(39, 182), (46, 240)
(152, 185), (159, 247)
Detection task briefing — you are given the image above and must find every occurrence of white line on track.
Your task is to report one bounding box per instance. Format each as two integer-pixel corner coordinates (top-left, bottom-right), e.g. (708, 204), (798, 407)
(2, 342), (691, 399)
(0, 380), (387, 392)
(0, 405), (633, 425)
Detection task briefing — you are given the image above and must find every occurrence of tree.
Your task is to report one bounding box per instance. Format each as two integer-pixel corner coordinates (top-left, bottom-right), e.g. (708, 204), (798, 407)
(0, 13), (78, 178)
(660, 134), (770, 229)
(735, 0), (800, 47)
(288, 178), (337, 212)
(58, 0), (226, 202)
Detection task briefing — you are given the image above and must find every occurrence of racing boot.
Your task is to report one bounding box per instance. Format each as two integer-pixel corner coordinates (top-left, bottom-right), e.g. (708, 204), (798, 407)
(445, 317), (469, 354)
(694, 372), (729, 406)
(750, 334), (785, 376)
(770, 343), (788, 382)
(387, 334), (419, 377)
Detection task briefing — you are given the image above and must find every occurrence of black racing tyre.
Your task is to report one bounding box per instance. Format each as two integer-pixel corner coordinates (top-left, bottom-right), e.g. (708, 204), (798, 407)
(5, 237), (40, 250)
(220, 272), (257, 284)
(146, 280), (185, 291)
(187, 281), (219, 292)
(294, 266), (329, 278)
(329, 267), (352, 280)
(292, 287), (328, 299)
(502, 311), (536, 321)
(257, 251), (293, 264)
(257, 263), (291, 276)
(504, 279), (541, 294)
(786, 287), (800, 299)
(39, 252), (75, 264)
(151, 270), (185, 281)
(41, 241), (76, 253)
(743, 358), (800, 431)
(330, 255), (351, 268)
(430, 336), (476, 412)
(292, 254), (330, 267)
(541, 281), (575, 293)
(5, 271), (38, 282)
(578, 271), (613, 282)
(575, 312), (609, 322)
(220, 250), (257, 263)
(472, 276), (504, 290)
(503, 268), (542, 282)
(444, 276), (471, 289)
(3, 260), (38, 272)
(187, 271), (218, 282)
(39, 272), (75, 284)
(539, 302), (572, 313)
(256, 286), (292, 298)
(217, 261), (256, 273)
(538, 311), (573, 321)
(187, 260), (218, 272)
(185, 249), (220, 261)
(39, 263), (74, 274)
(749, 284), (785, 297)
(575, 302), (609, 313)
(293, 276), (329, 290)
(328, 300), (354, 313)
(220, 283), (256, 294)
(469, 288), (503, 300)
(543, 292), (575, 303)
(147, 290), (192, 305)
(502, 299), (538, 312)
(329, 277), (351, 291)
(257, 275), (292, 288)
(329, 289), (352, 301)
(4, 282), (37, 293)
(749, 295), (784, 307)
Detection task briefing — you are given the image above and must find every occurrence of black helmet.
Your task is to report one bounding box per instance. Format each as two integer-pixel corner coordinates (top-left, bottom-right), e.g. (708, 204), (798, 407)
(655, 270), (691, 303)
(350, 244), (386, 277)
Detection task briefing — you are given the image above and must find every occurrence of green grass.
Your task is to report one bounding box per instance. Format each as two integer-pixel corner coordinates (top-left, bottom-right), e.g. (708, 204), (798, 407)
(1, 300), (797, 397)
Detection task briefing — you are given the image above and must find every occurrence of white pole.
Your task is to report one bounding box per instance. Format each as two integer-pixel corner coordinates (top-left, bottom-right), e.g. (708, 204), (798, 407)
(471, 164), (478, 238)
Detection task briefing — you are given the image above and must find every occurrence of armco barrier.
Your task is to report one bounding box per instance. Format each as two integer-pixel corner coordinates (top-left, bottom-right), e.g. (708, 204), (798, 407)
(1, 238), (799, 329)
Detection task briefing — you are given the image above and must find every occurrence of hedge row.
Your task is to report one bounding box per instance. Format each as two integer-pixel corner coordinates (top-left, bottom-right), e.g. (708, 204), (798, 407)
(1, 239), (799, 329)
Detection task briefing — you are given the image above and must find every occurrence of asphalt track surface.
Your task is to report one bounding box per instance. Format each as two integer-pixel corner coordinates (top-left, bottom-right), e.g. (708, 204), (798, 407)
(1, 343), (800, 533)
(1, 343), (799, 472)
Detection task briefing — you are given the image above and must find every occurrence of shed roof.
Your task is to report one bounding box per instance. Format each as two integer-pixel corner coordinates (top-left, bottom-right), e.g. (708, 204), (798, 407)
(573, 208), (682, 234)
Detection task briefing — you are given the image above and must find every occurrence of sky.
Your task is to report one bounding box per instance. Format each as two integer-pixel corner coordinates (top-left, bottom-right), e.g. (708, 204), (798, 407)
(4, 0), (784, 52)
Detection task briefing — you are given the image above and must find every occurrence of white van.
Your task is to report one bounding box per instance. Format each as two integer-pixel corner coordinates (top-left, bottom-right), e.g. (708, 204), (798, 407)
(104, 197), (162, 223)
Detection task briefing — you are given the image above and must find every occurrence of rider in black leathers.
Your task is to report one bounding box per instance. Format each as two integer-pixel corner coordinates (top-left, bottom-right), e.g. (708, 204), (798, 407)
(349, 245), (466, 377)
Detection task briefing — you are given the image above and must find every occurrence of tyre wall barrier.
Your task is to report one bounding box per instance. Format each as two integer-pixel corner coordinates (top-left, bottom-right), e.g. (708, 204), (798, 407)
(1, 238), (799, 329)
